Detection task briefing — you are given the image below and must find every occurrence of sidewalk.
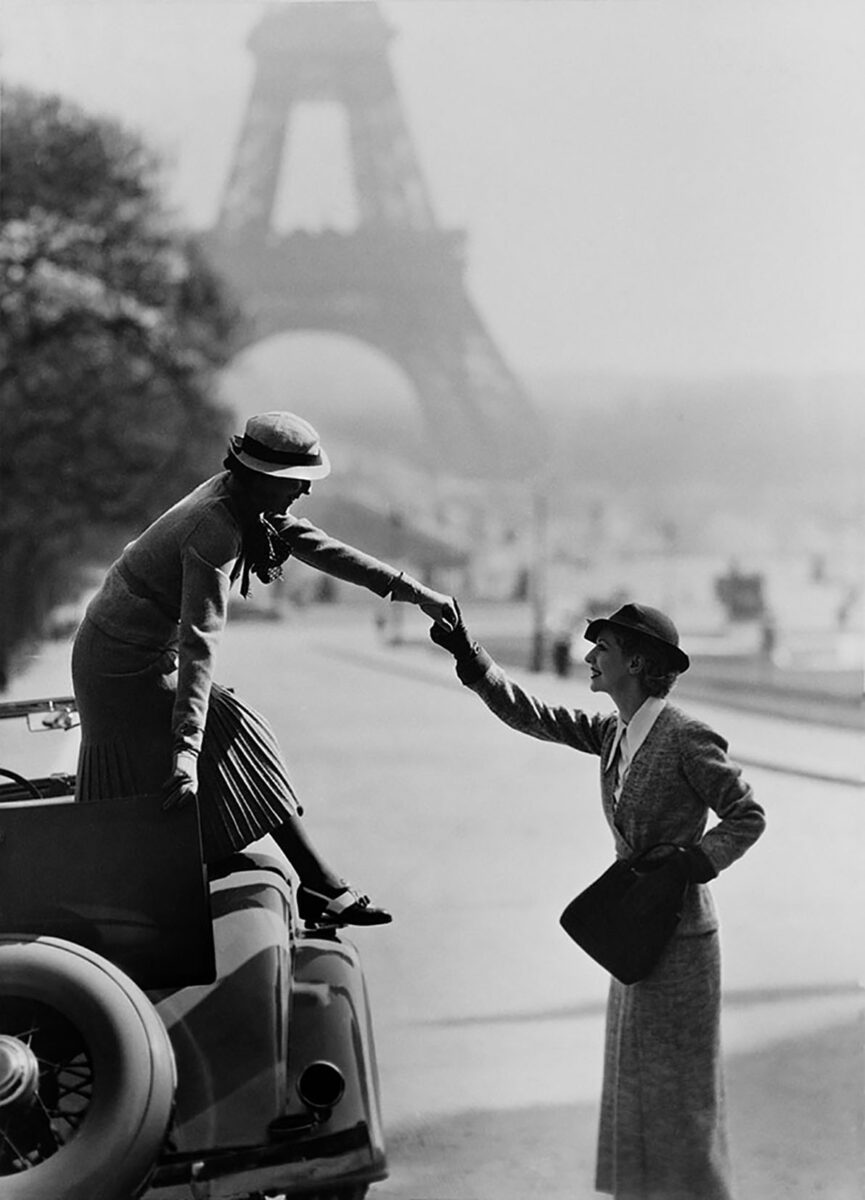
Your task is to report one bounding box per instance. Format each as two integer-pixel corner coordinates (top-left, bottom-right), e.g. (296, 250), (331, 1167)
(673, 654), (862, 736)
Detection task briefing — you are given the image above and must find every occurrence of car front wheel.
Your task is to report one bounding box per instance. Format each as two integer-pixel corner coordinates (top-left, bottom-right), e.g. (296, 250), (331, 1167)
(0, 935), (176, 1200)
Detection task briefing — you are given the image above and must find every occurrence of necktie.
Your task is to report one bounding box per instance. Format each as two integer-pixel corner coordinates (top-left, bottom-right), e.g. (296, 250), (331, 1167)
(611, 727), (630, 809)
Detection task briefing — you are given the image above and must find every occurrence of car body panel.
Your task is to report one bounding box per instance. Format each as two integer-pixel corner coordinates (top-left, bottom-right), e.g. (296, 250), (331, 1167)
(0, 791), (214, 989)
(0, 699), (388, 1199)
(146, 851), (387, 1197)
(152, 855), (293, 1152)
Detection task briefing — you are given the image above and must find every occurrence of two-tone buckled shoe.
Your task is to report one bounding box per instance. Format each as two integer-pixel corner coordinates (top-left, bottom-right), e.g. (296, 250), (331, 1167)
(297, 884), (392, 927)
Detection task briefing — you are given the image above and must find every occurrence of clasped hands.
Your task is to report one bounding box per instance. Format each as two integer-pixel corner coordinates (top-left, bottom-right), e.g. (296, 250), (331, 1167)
(428, 598), (474, 660)
(419, 590), (459, 632)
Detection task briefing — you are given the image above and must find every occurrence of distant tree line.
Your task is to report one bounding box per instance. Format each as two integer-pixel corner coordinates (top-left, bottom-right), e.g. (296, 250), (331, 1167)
(0, 87), (241, 687)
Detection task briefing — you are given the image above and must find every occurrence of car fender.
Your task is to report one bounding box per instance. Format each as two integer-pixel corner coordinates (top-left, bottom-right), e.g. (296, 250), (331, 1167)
(284, 930), (386, 1165)
(153, 852), (293, 1152)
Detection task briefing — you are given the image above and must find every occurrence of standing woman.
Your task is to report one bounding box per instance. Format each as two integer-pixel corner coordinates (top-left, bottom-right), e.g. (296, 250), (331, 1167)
(430, 602), (765, 1199)
(73, 411), (457, 926)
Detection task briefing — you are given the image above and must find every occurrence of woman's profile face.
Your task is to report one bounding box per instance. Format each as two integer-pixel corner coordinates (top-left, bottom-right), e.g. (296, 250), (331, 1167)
(246, 472), (312, 514)
(585, 629), (634, 697)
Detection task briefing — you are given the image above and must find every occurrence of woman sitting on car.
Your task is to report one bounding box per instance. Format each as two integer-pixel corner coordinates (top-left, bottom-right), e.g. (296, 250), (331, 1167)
(72, 410), (456, 927)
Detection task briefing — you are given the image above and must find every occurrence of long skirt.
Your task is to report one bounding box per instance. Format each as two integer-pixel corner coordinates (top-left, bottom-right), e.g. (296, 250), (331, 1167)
(72, 616), (301, 864)
(595, 930), (733, 1200)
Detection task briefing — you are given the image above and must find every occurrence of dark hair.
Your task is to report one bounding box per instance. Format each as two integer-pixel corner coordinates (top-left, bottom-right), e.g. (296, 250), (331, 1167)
(609, 628), (680, 698)
(223, 451), (261, 489)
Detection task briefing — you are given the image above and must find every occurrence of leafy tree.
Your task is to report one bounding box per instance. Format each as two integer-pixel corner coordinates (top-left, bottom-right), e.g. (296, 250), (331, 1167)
(0, 87), (241, 687)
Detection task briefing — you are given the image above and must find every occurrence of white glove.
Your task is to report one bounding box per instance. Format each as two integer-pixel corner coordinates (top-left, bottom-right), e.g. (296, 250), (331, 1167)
(389, 573), (457, 630)
(162, 747), (199, 810)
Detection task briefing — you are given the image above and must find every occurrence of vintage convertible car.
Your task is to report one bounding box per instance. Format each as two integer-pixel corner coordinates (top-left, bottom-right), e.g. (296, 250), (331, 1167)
(0, 696), (388, 1200)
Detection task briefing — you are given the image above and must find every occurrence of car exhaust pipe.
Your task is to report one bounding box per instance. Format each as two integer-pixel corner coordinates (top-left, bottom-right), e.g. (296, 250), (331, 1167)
(296, 1059), (346, 1114)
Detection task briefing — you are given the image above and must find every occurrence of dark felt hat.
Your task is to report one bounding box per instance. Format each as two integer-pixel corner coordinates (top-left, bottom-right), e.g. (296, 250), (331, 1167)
(585, 602), (690, 673)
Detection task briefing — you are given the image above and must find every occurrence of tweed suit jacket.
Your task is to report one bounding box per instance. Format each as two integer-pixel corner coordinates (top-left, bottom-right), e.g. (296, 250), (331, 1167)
(85, 472), (400, 755)
(464, 657), (766, 935)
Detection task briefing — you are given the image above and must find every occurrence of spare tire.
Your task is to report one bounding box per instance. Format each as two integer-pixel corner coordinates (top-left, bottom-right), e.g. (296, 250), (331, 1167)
(0, 936), (176, 1200)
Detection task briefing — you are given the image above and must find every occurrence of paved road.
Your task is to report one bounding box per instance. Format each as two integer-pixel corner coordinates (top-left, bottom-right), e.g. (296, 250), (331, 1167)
(8, 608), (864, 1200)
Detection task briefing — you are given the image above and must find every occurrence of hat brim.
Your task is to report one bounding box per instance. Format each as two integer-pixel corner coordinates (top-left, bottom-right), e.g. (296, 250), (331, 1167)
(584, 617), (690, 673)
(229, 439), (331, 481)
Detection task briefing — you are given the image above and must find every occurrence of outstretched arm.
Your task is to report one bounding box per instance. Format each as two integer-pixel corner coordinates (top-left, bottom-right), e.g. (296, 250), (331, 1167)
(272, 513), (456, 627)
(430, 606), (610, 755)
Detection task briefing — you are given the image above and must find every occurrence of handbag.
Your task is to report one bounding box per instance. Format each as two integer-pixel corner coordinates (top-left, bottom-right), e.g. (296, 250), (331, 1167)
(559, 843), (689, 984)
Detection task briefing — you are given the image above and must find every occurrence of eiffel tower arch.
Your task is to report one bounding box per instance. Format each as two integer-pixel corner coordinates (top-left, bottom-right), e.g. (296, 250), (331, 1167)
(202, 0), (543, 480)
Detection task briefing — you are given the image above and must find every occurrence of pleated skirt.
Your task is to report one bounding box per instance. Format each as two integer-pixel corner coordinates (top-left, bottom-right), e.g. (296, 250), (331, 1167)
(72, 617), (300, 864)
(595, 930), (733, 1200)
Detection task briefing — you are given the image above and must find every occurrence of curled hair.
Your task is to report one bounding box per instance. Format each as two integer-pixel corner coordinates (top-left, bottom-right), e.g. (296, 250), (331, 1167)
(610, 628), (680, 698)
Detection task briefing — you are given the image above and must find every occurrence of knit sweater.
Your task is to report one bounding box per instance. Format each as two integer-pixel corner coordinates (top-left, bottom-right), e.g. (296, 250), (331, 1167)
(84, 473), (400, 755)
(463, 655), (766, 935)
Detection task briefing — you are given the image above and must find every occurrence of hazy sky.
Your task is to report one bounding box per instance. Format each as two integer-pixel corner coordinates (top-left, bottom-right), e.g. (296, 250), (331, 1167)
(2, 0), (864, 377)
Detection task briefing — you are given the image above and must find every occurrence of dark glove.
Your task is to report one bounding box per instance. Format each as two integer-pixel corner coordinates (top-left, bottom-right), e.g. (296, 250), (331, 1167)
(428, 602), (491, 685)
(666, 846), (718, 884)
(428, 601), (474, 659)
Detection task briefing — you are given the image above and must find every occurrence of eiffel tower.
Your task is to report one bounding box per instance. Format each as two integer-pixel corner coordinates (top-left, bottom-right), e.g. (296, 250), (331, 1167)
(202, 0), (542, 479)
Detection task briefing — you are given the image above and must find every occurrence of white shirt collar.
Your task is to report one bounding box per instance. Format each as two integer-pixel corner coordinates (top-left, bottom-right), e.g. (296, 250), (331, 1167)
(606, 695), (667, 768)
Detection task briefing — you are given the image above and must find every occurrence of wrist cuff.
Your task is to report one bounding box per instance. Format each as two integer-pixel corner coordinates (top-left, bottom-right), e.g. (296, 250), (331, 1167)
(455, 647), (493, 686)
(388, 571), (425, 604)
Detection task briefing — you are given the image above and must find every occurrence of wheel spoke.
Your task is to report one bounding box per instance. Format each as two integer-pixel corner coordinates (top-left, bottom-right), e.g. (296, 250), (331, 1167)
(0, 941), (176, 1198)
(31, 1094), (66, 1143)
(0, 998), (93, 1173)
(0, 1123), (42, 1171)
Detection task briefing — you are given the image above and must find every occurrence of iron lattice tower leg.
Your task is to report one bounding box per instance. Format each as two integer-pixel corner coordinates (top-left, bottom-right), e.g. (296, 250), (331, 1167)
(207, 0), (543, 479)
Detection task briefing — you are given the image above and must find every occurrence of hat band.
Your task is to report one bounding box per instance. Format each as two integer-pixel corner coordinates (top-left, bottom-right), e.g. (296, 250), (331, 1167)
(240, 433), (323, 467)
